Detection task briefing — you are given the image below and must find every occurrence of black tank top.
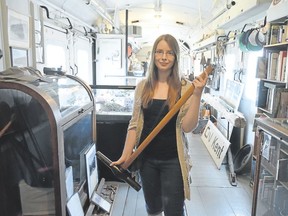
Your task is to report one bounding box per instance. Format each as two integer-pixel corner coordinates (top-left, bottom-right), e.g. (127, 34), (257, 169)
(140, 99), (178, 160)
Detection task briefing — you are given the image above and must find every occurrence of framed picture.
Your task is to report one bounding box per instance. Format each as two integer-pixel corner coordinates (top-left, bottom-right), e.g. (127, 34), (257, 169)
(85, 144), (98, 199)
(8, 9), (30, 48)
(10, 47), (28, 67)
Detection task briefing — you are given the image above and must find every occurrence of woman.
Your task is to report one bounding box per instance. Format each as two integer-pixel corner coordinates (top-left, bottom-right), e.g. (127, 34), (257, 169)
(112, 34), (207, 216)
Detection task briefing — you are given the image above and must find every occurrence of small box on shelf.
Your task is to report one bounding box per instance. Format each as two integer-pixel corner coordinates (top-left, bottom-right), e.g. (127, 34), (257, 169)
(256, 80), (286, 117)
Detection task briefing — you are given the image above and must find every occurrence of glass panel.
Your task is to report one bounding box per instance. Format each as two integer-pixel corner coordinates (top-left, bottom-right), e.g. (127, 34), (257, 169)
(92, 88), (134, 116)
(37, 76), (91, 117)
(95, 34), (146, 86)
(256, 128), (288, 216)
(256, 166), (275, 215)
(46, 44), (67, 70)
(77, 49), (92, 84)
(64, 112), (94, 189)
(0, 89), (54, 215)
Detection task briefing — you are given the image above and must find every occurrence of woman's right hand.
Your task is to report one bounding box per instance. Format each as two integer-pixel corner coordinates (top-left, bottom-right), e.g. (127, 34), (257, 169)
(110, 153), (131, 167)
(110, 129), (137, 167)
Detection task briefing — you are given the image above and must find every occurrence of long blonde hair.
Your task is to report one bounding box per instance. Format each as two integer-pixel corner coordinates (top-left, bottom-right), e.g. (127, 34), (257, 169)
(141, 34), (181, 110)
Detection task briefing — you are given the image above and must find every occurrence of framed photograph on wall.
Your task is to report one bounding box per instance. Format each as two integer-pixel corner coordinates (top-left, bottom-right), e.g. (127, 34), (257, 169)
(85, 143), (98, 199)
(10, 47), (28, 67)
(8, 9), (30, 48)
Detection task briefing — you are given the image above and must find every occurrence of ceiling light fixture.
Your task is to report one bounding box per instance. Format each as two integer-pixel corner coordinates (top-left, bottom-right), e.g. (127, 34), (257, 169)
(86, 0), (114, 26)
(154, 0), (162, 12)
(154, 0), (162, 19)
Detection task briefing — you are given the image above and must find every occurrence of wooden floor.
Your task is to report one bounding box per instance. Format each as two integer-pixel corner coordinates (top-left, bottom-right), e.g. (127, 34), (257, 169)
(111, 133), (253, 216)
(185, 133), (253, 216)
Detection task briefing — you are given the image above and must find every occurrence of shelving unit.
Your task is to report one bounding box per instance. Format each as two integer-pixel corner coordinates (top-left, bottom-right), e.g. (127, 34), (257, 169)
(252, 118), (288, 216)
(251, 5), (288, 215)
(255, 7), (288, 118)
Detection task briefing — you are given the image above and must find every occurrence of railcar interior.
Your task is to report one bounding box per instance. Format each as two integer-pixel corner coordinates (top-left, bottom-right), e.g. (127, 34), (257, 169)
(0, 0), (288, 215)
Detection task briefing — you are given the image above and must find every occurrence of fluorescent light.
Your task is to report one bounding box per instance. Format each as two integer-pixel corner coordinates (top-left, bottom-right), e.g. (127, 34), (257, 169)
(88, 0), (114, 26)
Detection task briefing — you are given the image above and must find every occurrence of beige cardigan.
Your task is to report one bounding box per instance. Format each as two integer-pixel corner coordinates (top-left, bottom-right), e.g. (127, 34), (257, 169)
(127, 78), (193, 200)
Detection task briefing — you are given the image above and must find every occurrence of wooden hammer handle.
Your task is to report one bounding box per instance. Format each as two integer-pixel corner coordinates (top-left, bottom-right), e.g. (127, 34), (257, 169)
(122, 65), (213, 169)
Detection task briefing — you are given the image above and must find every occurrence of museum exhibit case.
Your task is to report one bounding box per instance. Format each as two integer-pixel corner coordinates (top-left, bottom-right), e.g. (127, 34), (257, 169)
(92, 85), (135, 181)
(0, 67), (96, 216)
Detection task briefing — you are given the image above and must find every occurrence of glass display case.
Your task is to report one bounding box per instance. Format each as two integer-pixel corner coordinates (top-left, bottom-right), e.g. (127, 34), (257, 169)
(0, 68), (96, 216)
(252, 118), (288, 216)
(92, 86), (135, 123)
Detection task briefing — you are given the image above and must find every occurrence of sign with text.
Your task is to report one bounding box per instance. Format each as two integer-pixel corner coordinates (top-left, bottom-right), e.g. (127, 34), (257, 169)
(201, 120), (231, 169)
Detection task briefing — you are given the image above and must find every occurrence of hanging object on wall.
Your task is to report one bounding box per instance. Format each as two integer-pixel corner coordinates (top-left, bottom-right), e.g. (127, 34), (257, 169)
(200, 53), (206, 66)
(246, 29), (264, 51)
(216, 35), (228, 59)
(0, 49), (3, 59)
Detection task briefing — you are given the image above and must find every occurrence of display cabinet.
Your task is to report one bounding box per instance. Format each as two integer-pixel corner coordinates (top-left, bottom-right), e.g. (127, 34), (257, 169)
(92, 86), (135, 181)
(0, 68), (96, 216)
(252, 117), (288, 216)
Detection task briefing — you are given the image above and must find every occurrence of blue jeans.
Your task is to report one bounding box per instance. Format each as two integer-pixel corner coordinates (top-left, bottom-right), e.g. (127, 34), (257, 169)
(140, 157), (184, 216)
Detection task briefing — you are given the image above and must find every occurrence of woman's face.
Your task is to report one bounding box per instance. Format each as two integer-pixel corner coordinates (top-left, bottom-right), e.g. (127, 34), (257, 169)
(154, 40), (175, 74)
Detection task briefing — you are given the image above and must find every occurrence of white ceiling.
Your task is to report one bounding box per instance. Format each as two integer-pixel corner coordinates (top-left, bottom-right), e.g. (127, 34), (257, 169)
(41, 0), (239, 47)
(112, 0), (227, 46)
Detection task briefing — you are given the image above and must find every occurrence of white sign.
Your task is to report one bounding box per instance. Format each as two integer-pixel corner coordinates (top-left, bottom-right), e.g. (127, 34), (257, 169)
(201, 120), (231, 169)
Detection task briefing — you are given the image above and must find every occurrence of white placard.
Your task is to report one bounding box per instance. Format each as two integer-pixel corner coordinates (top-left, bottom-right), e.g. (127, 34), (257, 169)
(201, 120), (231, 169)
(91, 192), (111, 213)
(66, 193), (84, 216)
(85, 144), (98, 199)
(65, 166), (74, 200)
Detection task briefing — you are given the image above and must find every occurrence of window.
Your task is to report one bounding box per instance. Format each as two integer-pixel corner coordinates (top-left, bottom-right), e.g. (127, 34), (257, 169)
(46, 44), (66, 70)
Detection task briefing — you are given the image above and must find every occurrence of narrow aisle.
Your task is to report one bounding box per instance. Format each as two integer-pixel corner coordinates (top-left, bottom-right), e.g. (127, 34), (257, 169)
(185, 133), (253, 216)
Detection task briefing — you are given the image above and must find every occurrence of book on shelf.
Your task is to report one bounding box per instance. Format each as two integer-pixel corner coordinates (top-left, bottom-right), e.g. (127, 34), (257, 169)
(256, 57), (267, 79)
(267, 51), (287, 81)
(282, 56), (287, 82)
(277, 91), (288, 118)
(285, 55), (288, 82)
(276, 51), (287, 81)
(265, 88), (274, 112)
(267, 52), (279, 80)
(281, 24), (288, 43)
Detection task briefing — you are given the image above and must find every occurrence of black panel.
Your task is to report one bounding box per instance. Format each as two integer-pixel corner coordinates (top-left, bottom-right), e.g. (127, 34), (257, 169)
(96, 122), (128, 181)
